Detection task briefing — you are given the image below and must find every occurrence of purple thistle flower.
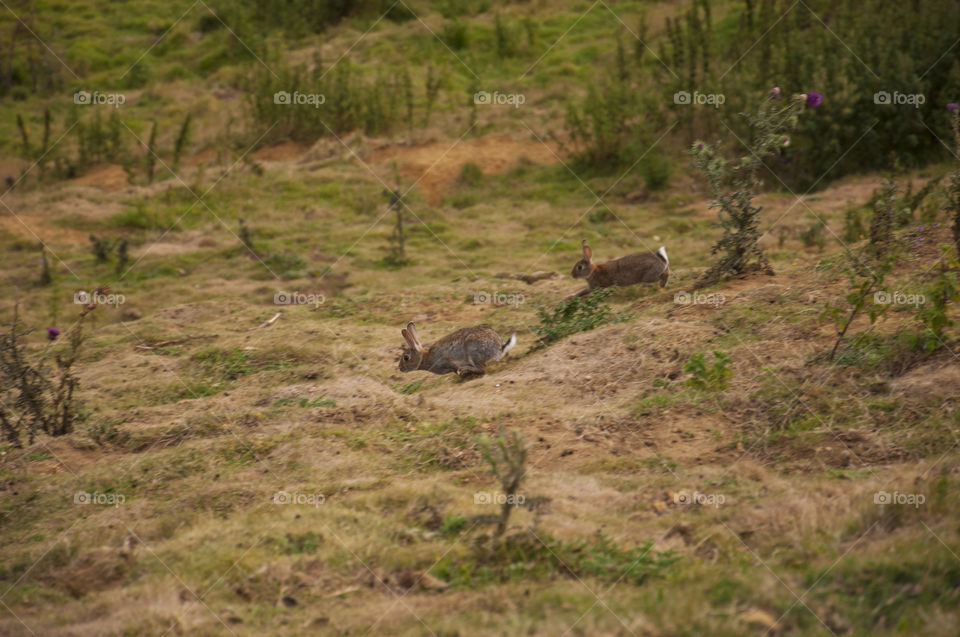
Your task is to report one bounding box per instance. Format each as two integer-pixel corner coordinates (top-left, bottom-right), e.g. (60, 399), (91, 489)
(806, 92), (823, 108)
(47, 327), (60, 341)
(948, 103), (959, 114)
(769, 86), (781, 99)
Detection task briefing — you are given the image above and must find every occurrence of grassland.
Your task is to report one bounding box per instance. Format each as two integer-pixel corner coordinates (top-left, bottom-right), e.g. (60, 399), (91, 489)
(1, 1), (959, 635)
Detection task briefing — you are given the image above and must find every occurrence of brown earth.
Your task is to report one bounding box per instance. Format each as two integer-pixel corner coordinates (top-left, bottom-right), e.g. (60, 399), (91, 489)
(365, 133), (563, 205)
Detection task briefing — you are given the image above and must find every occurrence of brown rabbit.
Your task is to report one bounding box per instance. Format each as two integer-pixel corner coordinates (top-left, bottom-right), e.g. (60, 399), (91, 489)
(398, 322), (516, 377)
(571, 239), (668, 297)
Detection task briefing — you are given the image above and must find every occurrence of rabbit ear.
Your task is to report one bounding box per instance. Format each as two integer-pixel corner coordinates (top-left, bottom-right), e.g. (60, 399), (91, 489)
(581, 240), (592, 262)
(401, 328), (421, 351)
(404, 322), (424, 351)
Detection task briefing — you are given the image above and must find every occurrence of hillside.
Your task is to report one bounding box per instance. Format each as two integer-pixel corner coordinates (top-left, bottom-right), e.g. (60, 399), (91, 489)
(2, 1), (960, 636)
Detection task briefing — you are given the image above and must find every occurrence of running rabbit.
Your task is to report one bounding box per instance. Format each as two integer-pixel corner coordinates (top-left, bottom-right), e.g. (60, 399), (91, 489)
(571, 239), (669, 297)
(398, 322), (516, 376)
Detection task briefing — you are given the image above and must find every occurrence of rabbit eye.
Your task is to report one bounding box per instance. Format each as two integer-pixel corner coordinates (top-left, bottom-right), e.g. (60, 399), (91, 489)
(403, 354), (410, 361)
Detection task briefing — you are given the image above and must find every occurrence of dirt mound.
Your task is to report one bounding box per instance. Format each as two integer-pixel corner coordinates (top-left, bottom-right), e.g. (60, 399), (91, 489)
(253, 141), (309, 162)
(365, 133), (562, 205)
(0, 214), (88, 244)
(71, 164), (129, 192)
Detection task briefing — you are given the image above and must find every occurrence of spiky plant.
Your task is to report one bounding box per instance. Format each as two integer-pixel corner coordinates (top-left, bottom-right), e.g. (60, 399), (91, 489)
(692, 90), (819, 288)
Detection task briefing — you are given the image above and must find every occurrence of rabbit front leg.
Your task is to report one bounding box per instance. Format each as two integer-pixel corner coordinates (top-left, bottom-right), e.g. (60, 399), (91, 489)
(567, 284), (593, 299)
(455, 360), (485, 376)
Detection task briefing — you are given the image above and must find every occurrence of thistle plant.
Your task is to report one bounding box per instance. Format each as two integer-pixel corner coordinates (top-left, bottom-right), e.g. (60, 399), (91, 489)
(692, 89), (820, 288)
(0, 304), (94, 447)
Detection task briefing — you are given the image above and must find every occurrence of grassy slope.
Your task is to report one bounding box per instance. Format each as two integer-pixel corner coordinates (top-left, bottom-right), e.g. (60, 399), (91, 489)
(2, 1), (959, 636)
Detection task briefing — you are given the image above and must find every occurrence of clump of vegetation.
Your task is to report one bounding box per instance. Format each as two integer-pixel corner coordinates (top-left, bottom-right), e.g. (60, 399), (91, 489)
(0, 306), (91, 447)
(37, 244), (52, 287)
(238, 218), (255, 253)
(144, 121), (159, 183)
(380, 188), (408, 268)
(440, 531), (680, 588)
(946, 105), (960, 257)
(248, 55), (432, 142)
(442, 20), (469, 50)
(263, 252), (307, 279)
(659, 1), (959, 187)
(191, 348), (254, 381)
(172, 114), (192, 170)
(870, 180), (898, 257)
(532, 287), (625, 348)
(692, 90), (815, 288)
(563, 37), (667, 172)
(89, 234), (114, 263)
(115, 240), (129, 276)
(477, 426), (529, 537)
(684, 350), (733, 390)
(85, 419), (131, 448)
(909, 247), (960, 354)
(844, 206), (867, 243)
(800, 219), (827, 251)
(821, 251), (894, 362)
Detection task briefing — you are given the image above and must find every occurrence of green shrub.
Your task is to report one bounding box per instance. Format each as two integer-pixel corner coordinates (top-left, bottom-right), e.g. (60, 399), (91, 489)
(563, 38), (665, 172)
(683, 350), (733, 390)
(660, 0), (960, 187)
(532, 288), (626, 348)
(640, 154), (672, 190)
(799, 219), (827, 251)
(457, 162), (484, 187)
(442, 20), (469, 50)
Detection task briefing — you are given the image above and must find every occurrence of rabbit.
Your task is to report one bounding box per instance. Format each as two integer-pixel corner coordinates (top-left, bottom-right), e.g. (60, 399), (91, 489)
(398, 321), (516, 376)
(570, 239), (669, 297)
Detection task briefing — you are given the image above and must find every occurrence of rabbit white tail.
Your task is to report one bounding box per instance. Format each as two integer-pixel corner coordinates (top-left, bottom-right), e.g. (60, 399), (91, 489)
(500, 334), (517, 356)
(657, 246), (669, 265)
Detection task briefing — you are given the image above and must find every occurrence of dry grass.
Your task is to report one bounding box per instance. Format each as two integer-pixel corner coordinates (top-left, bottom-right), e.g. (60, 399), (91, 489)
(1, 7), (959, 634)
